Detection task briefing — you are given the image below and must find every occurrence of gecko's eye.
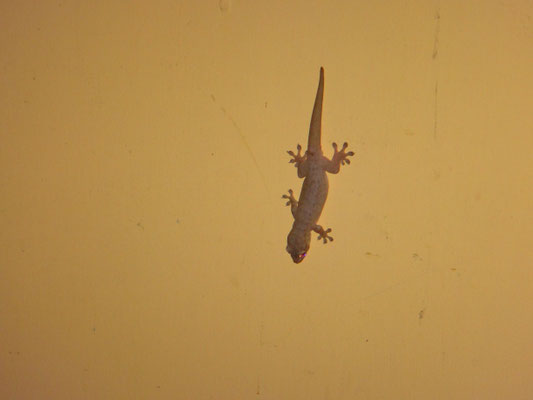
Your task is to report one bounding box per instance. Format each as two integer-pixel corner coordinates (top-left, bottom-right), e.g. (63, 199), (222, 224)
(291, 252), (306, 264)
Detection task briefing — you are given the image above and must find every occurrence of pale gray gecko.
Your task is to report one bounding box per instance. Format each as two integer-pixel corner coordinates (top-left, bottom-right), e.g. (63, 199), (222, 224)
(283, 67), (354, 263)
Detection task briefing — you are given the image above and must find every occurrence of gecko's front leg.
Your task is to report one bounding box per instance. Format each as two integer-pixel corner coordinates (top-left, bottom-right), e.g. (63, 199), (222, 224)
(287, 144), (309, 178)
(325, 142), (355, 174)
(313, 225), (334, 243)
(282, 189), (298, 219)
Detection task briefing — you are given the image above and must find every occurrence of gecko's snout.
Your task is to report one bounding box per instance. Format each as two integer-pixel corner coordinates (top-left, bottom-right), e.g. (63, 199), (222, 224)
(290, 251), (306, 263)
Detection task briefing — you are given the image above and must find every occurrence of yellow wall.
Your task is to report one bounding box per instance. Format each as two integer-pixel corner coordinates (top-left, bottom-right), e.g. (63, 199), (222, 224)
(2, 1), (532, 398)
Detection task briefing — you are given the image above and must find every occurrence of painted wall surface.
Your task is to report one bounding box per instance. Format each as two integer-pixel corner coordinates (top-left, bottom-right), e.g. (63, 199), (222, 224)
(1, 1), (532, 399)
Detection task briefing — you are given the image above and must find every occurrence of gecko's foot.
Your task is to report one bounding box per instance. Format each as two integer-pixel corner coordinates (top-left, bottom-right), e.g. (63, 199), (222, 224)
(314, 226), (334, 244)
(332, 142), (355, 166)
(282, 189), (297, 207)
(287, 144), (307, 167)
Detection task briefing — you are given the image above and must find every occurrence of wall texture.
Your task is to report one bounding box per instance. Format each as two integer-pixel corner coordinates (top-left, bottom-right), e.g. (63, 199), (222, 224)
(1, 1), (532, 398)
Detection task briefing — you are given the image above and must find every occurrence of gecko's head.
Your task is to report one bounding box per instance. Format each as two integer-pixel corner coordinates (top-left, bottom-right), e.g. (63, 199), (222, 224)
(286, 231), (310, 263)
(288, 249), (307, 263)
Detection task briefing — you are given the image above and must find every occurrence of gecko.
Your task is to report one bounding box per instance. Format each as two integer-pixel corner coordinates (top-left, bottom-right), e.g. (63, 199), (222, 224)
(283, 67), (354, 263)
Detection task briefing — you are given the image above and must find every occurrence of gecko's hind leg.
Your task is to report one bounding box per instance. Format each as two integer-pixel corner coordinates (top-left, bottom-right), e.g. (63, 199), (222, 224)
(313, 225), (334, 243)
(326, 142), (355, 174)
(287, 144), (308, 178)
(282, 189), (298, 219)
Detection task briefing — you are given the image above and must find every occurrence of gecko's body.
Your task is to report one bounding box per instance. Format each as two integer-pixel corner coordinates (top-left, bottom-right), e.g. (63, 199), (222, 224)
(284, 67), (354, 263)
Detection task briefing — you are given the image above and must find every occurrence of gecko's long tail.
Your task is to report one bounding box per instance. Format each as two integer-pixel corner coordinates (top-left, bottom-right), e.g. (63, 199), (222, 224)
(308, 67), (324, 152)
